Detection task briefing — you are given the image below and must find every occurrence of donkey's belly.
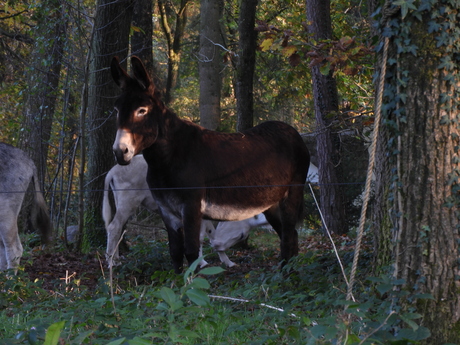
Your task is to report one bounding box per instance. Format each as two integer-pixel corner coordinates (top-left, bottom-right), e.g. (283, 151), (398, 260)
(200, 200), (270, 221)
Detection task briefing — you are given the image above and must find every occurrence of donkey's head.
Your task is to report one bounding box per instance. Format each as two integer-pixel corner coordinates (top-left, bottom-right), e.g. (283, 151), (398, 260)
(111, 56), (163, 165)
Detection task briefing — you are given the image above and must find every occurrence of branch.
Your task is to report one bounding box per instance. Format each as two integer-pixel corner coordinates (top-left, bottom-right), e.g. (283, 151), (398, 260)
(0, 27), (34, 44)
(0, 9), (28, 20)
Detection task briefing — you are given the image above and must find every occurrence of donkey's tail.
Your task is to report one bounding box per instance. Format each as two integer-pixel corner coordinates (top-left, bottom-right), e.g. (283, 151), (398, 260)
(102, 170), (113, 228)
(30, 168), (53, 246)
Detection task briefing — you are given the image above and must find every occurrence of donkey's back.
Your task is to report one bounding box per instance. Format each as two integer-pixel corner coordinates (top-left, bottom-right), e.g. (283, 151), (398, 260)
(0, 143), (52, 273)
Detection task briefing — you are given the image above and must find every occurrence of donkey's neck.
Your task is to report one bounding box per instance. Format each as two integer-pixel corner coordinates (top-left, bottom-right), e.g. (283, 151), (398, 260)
(143, 108), (205, 165)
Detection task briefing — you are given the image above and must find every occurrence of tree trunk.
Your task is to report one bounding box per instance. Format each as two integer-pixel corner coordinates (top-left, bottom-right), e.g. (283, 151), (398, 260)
(199, 0), (223, 130)
(132, 0), (164, 91)
(86, 0), (133, 247)
(19, 0), (66, 186)
(373, 5), (460, 343)
(235, 0), (258, 132)
(306, 0), (347, 234)
(158, 0), (189, 105)
(17, 0), (66, 233)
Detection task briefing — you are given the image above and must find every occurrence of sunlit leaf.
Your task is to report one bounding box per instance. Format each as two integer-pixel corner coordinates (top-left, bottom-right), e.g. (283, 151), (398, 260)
(43, 321), (65, 345)
(260, 38), (274, 52)
(281, 45), (297, 57)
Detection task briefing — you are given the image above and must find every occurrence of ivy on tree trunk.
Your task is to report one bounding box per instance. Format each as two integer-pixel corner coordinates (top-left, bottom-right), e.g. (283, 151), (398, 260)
(373, 3), (460, 343)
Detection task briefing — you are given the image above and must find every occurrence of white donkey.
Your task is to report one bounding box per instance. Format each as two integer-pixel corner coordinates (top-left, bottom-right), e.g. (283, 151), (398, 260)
(0, 143), (52, 273)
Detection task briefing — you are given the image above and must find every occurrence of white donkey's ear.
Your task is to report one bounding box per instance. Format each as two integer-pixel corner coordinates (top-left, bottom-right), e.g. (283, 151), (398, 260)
(110, 56), (130, 90)
(131, 56), (153, 91)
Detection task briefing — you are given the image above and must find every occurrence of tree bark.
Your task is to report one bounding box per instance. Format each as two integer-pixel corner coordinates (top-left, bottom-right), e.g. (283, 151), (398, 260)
(235, 0), (258, 132)
(158, 0), (189, 105)
(17, 0), (66, 233)
(306, 0), (347, 234)
(199, 0), (223, 130)
(19, 0), (66, 186)
(373, 7), (460, 343)
(132, 0), (164, 91)
(86, 0), (133, 246)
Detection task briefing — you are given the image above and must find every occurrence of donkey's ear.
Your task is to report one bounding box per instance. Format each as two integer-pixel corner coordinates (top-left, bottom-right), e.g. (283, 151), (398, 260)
(111, 56), (130, 90)
(131, 56), (152, 91)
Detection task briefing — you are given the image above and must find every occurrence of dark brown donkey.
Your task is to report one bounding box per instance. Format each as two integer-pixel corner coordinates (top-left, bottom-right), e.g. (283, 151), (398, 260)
(111, 56), (310, 273)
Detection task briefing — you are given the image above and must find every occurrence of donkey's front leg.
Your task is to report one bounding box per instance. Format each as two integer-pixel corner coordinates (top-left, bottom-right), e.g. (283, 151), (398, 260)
(166, 225), (185, 273)
(182, 210), (203, 269)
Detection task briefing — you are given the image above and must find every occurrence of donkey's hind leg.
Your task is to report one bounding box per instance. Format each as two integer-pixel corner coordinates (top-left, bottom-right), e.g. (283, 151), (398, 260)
(0, 236), (7, 270)
(0, 220), (23, 273)
(278, 185), (303, 263)
(106, 204), (138, 267)
(263, 206), (282, 239)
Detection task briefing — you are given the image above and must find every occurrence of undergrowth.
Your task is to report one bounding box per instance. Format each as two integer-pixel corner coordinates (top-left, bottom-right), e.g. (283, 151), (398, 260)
(0, 231), (431, 344)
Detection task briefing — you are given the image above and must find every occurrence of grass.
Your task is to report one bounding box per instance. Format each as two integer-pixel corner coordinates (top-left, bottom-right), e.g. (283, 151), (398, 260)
(0, 227), (431, 344)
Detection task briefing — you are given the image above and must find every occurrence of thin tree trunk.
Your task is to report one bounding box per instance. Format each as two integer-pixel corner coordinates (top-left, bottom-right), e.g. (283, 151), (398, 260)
(132, 0), (164, 90)
(199, 0), (223, 130)
(19, 0), (66, 185)
(158, 0), (189, 105)
(18, 0), (66, 233)
(235, 0), (258, 132)
(86, 0), (133, 247)
(306, 0), (346, 234)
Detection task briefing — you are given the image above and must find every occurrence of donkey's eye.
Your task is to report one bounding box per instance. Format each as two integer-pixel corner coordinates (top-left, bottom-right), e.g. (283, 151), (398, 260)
(136, 107), (148, 117)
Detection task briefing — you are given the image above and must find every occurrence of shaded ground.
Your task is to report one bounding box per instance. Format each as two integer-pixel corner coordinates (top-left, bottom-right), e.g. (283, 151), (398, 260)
(24, 250), (104, 291)
(22, 229), (366, 292)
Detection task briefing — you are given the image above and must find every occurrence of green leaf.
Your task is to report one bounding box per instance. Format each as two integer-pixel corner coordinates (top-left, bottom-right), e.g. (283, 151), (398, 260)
(186, 288), (210, 306)
(161, 287), (177, 304)
(346, 333), (361, 344)
(398, 326), (430, 341)
(175, 329), (200, 339)
(184, 257), (205, 284)
(128, 336), (153, 345)
(28, 329), (38, 345)
(401, 317), (419, 331)
(71, 330), (94, 344)
(105, 338), (126, 345)
(393, 0), (417, 19)
(310, 325), (329, 338)
(160, 287), (183, 311)
(43, 321), (65, 345)
(376, 283), (393, 295)
(189, 277), (210, 289)
(320, 64), (331, 76)
(413, 293), (434, 300)
(199, 266), (225, 276)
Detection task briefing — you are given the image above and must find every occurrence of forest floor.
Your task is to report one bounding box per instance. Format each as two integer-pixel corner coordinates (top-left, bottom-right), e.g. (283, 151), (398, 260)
(22, 225), (366, 292)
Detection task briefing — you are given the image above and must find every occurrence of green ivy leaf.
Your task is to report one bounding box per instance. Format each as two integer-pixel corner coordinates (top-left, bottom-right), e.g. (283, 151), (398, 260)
(393, 0), (417, 19)
(376, 283), (393, 295)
